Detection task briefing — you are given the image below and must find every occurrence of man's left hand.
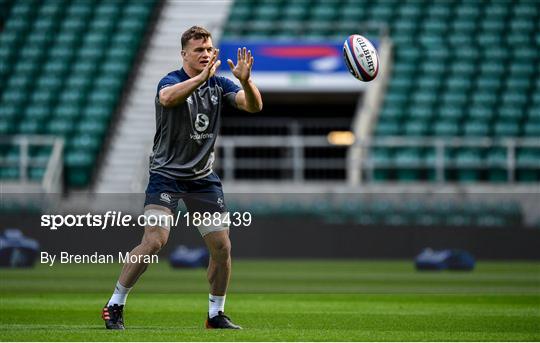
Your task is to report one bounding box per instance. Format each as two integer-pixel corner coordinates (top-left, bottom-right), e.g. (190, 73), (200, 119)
(227, 47), (253, 84)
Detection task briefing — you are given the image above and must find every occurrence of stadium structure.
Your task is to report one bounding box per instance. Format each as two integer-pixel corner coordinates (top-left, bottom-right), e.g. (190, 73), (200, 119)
(0, 0), (539, 257)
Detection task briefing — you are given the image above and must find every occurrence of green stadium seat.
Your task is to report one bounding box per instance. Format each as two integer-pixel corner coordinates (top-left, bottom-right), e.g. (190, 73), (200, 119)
(485, 3), (508, 18)
(404, 121), (429, 136)
(463, 121), (490, 136)
(83, 104), (113, 121)
(17, 120), (42, 135)
(454, 149), (483, 182)
(507, 32), (532, 45)
(413, 85), (439, 101)
(480, 19), (505, 33)
(61, 17), (87, 33)
(505, 77), (532, 92)
(3, 16), (30, 35)
(55, 104), (81, 120)
(475, 76), (502, 92)
(385, 91), (409, 107)
(46, 119), (74, 136)
(24, 105), (51, 121)
(65, 149), (94, 186)
(392, 61), (416, 77)
(451, 18), (476, 34)
(71, 60), (98, 77)
(76, 120), (108, 137)
(450, 61), (475, 75)
(486, 148), (508, 182)
(31, 87), (57, 107)
(469, 105), (494, 121)
(89, 17), (116, 34)
(523, 123), (540, 137)
(502, 92), (528, 107)
(65, 2), (93, 19)
(39, 1), (63, 19)
(438, 104), (464, 121)
(433, 121), (460, 136)
(54, 31), (80, 48)
(310, 5), (337, 21)
(494, 122), (520, 137)
(498, 106), (523, 121)
(441, 91), (468, 107)
(29, 167), (46, 181)
(64, 74), (92, 92)
(123, 2), (153, 21)
(509, 63), (534, 76)
(88, 89), (116, 107)
(516, 148), (540, 182)
(32, 16), (58, 33)
(0, 104), (17, 120)
(0, 119), (15, 135)
(445, 76), (472, 91)
(471, 92), (497, 107)
(513, 2), (538, 16)
(0, 167), (19, 180)
(2, 89), (25, 107)
(376, 121), (400, 136)
(48, 46), (76, 63)
(118, 18), (147, 33)
(380, 104), (406, 121)
(369, 3), (394, 21)
(417, 75), (442, 90)
(41, 60), (67, 78)
(282, 3), (309, 20)
(409, 106), (433, 121)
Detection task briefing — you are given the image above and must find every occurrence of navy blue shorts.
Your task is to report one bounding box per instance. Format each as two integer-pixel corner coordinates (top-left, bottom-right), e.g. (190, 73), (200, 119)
(144, 171), (227, 214)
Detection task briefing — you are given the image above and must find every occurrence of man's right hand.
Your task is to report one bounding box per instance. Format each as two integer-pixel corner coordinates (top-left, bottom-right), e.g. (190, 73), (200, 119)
(197, 49), (221, 82)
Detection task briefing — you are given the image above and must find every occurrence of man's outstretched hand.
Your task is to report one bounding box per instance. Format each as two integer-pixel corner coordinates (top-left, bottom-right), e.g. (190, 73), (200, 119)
(199, 48), (221, 82)
(228, 47), (253, 84)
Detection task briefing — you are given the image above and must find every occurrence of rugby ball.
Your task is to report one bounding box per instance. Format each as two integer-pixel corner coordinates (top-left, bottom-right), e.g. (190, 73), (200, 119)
(343, 34), (379, 82)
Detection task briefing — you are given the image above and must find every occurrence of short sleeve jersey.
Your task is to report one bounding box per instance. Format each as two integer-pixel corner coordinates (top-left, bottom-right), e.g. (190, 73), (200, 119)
(149, 69), (240, 179)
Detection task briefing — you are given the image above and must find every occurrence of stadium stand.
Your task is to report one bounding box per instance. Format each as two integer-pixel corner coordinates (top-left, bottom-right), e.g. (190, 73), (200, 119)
(0, 0), (158, 187)
(221, 0), (540, 183)
(373, 1), (540, 182)
(227, 198), (523, 228)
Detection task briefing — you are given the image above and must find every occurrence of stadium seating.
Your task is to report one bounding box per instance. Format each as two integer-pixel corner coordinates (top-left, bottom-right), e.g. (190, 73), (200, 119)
(223, 0), (540, 183)
(0, 0), (157, 186)
(372, 0), (540, 182)
(227, 198), (523, 228)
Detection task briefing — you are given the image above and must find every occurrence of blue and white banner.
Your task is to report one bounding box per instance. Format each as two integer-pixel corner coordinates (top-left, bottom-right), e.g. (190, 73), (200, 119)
(218, 40), (379, 92)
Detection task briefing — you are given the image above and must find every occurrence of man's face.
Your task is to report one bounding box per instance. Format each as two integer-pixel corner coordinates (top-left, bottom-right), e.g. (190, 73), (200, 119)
(182, 37), (215, 73)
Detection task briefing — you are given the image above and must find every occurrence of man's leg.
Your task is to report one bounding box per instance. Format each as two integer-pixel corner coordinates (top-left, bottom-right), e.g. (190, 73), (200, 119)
(103, 205), (171, 330)
(118, 222), (170, 288)
(204, 230), (231, 296)
(202, 229), (241, 329)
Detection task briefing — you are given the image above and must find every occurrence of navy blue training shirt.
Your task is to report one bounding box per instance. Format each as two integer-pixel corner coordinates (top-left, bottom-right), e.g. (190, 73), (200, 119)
(148, 68), (241, 179)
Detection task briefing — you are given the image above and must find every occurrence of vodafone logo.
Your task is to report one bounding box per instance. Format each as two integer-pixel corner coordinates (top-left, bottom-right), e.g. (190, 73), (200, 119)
(195, 113), (209, 132)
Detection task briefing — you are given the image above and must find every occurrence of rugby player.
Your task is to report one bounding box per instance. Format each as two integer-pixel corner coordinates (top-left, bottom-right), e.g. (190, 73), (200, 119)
(102, 26), (262, 330)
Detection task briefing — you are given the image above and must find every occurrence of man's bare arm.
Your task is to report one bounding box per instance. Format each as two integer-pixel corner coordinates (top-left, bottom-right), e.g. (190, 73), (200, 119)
(228, 47), (263, 113)
(235, 81), (263, 113)
(159, 49), (221, 107)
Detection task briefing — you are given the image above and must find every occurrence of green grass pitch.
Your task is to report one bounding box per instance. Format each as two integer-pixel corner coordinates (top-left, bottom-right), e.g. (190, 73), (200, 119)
(1, 260), (539, 341)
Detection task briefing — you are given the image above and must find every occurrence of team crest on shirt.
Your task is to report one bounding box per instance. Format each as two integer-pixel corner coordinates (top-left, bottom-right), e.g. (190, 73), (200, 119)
(186, 96), (193, 105)
(210, 94), (218, 105)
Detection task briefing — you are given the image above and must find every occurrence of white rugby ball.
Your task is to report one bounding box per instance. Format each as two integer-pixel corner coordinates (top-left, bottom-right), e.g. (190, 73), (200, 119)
(343, 34), (379, 82)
